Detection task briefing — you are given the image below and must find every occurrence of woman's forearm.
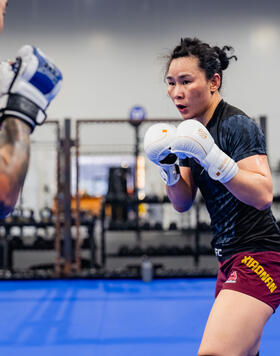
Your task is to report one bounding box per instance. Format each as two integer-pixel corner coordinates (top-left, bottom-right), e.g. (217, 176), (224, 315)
(166, 176), (196, 212)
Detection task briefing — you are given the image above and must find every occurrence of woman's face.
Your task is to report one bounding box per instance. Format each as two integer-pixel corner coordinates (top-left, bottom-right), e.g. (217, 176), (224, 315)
(167, 56), (218, 121)
(0, 0), (7, 32)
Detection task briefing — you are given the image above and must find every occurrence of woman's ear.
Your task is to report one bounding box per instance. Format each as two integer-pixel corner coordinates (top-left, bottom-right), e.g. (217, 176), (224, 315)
(210, 73), (221, 94)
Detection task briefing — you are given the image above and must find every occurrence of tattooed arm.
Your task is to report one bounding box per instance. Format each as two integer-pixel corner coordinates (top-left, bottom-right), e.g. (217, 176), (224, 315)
(0, 46), (62, 218)
(0, 119), (30, 218)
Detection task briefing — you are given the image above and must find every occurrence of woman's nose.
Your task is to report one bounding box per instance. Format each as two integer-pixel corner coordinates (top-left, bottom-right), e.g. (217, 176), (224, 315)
(173, 84), (184, 99)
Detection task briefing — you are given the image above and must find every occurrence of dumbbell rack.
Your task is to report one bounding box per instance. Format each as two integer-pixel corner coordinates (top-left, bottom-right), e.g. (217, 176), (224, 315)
(100, 195), (213, 268)
(0, 213), (96, 275)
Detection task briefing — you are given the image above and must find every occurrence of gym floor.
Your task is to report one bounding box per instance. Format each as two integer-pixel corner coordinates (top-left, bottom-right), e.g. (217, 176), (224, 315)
(0, 279), (278, 356)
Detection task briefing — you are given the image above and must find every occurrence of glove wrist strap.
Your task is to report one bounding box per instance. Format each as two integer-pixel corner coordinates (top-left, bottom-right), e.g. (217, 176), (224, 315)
(205, 145), (238, 183)
(0, 93), (46, 132)
(159, 164), (180, 186)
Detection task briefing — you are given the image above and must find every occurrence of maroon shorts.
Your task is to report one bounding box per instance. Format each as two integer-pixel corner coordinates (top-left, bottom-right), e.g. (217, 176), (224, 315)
(215, 251), (280, 312)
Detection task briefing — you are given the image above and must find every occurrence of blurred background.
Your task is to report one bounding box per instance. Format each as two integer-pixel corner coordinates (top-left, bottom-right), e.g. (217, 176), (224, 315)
(0, 0), (280, 278)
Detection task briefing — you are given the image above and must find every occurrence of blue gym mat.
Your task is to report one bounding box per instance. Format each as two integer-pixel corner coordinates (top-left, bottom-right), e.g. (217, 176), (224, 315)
(0, 279), (278, 355)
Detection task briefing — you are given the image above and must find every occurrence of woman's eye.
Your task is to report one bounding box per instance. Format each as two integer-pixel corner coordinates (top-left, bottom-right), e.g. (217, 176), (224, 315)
(168, 82), (175, 86)
(183, 80), (190, 85)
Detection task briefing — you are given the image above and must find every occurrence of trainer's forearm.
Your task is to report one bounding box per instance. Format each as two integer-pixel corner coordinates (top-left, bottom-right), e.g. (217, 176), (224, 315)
(166, 177), (195, 212)
(224, 168), (273, 210)
(0, 118), (30, 215)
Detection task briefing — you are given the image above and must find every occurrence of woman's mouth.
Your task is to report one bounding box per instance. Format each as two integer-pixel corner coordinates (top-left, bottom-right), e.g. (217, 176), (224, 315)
(176, 104), (188, 113)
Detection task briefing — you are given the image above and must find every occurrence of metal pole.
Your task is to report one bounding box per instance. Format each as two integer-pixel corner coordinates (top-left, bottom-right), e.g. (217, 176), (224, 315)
(101, 200), (106, 267)
(75, 121), (81, 272)
(54, 122), (61, 277)
(63, 118), (72, 275)
(89, 218), (96, 268)
(134, 124), (140, 241)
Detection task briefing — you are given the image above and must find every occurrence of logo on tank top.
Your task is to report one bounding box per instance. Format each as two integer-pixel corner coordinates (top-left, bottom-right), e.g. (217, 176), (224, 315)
(225, 271), (237, 284)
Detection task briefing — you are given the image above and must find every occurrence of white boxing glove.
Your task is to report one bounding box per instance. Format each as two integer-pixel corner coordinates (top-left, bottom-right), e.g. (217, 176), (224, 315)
(0, 45), (63, 132)
(143, 123), (180, 186)
(170, 119), (238, 183)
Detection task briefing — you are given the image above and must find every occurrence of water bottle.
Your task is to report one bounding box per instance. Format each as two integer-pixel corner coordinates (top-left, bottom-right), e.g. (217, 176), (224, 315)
(141, 256), (153, 282)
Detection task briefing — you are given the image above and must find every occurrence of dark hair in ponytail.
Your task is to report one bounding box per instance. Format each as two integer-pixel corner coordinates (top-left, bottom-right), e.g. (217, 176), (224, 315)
(166, 37), (237, 89)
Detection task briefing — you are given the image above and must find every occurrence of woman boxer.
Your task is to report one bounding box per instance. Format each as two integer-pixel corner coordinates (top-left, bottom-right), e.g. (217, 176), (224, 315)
(144, 37), (280, 356)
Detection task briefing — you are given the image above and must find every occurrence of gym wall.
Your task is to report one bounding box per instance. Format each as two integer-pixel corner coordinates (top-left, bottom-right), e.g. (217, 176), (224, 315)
(0, 0), (280, 211)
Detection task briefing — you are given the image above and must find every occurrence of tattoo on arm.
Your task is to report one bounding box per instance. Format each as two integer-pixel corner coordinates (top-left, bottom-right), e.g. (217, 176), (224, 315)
(0, 118), (30, 216)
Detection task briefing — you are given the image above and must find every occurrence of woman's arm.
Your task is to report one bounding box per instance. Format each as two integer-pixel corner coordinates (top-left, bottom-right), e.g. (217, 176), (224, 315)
(166, 166), (197, 212)
(0, 118), (30, 218)
(224, 154), (272, 210)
